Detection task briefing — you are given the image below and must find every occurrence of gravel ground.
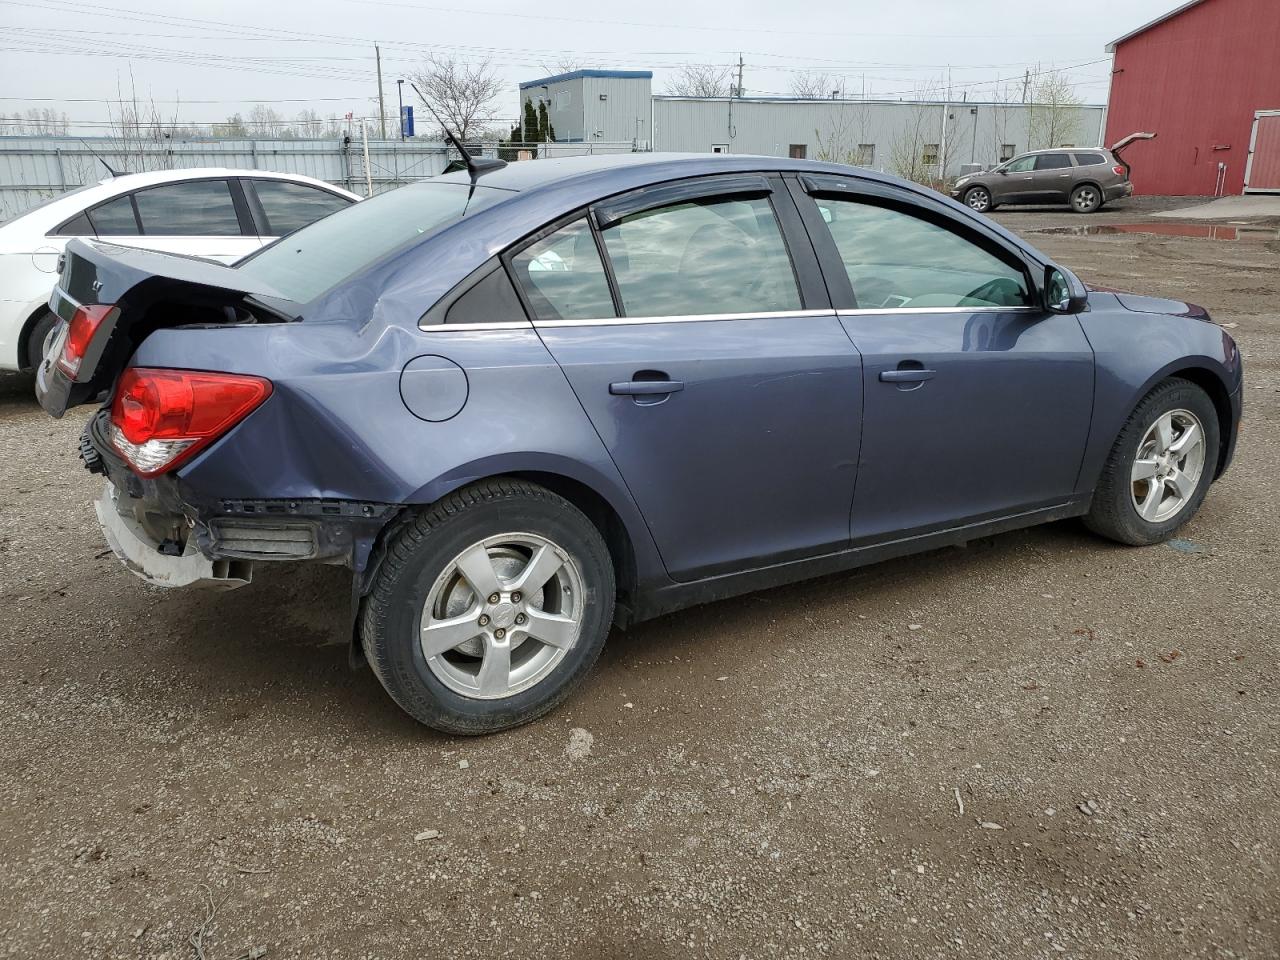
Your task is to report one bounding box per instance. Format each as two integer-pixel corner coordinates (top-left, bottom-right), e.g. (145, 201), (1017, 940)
(0, 196), (1276, 960)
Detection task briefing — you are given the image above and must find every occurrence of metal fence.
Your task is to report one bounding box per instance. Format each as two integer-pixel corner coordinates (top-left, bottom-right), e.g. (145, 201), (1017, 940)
(0, 136), (642, 220)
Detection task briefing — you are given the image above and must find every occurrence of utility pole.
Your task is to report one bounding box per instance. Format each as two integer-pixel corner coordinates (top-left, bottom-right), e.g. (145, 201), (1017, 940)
(396, 78), (404, 141)
(376, 43), (386, 140)
(736, 53), (744, 97)
(1021, 69), (1030, 103)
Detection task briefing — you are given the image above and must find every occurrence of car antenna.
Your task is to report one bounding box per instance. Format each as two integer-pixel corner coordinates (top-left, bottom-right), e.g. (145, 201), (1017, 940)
(78, 138), (126, 177)
(408, 82), (506, 179)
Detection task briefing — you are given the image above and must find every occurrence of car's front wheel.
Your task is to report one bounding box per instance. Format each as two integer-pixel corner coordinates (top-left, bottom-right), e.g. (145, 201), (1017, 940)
(963, 185), (993, 213)
(360, 478), (615, 734)
(1085, 378), (1220, 546)
(1071, 184), (1103, 213)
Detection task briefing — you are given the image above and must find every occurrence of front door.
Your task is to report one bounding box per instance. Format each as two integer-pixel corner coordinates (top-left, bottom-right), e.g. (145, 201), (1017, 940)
(992, 154), (1037, 203)
(507, 179), (864, 581)
(795, 179), (1094, 543)
(1027, 152), (1075, 203)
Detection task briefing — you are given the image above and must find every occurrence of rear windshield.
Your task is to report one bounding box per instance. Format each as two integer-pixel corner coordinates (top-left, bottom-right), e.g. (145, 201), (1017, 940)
(235, 181), (508, 302)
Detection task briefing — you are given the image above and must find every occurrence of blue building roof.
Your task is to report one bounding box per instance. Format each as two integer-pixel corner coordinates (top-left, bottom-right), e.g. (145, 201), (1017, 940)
(519, 69), (653, 90)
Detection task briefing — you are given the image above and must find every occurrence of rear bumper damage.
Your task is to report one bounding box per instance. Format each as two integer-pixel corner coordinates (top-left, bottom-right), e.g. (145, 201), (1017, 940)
(84, 411), (399, 589)
(96, 483), (253, 589)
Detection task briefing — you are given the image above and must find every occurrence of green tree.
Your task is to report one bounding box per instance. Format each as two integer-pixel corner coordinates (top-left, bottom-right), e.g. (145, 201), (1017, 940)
(523, 99), (539, 143)
(537, 100), (551, 142)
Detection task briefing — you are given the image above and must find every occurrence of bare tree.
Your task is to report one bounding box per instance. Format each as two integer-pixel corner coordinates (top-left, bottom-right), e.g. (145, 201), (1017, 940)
(814, 98), (873, 165)
(665, 64), (733, 98)
(985, 83), (1018, 168)
(1028, 70), (1082, 149)
(538, 57), (595, 75)
(790, 72), (841, 100)
(888, 95), (942, 186)
(248, 104), (289, 138)
(410, 53), (504, 140)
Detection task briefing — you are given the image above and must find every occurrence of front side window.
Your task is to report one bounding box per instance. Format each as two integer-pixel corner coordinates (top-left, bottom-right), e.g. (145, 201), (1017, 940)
(812, 196), (1031, 309)
(509, 219), (615, 322)
(133, 180), (241, 236)
(598, 194), (801, 318)
(88, 195), (140, 235)
(1035, 153), (1072, 170)
(251, 179), (352, 236)
(1005, 155), (1036, 173)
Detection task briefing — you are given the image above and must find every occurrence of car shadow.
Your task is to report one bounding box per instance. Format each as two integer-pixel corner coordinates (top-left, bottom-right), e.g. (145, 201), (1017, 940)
(125, 516), (1101, 742)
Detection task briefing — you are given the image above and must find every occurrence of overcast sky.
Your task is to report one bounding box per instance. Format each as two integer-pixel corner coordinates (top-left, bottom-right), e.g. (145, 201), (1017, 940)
(1, 0), (1179, 134)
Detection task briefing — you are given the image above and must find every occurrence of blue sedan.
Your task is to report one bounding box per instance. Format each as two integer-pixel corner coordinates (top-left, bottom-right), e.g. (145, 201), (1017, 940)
(35, 153), (1242, 734)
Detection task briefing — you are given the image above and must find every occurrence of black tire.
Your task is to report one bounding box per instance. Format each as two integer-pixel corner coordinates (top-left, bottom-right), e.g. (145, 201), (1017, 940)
(963, 185), (993, 213)
(24, 310), (58, 372)
(1084, 378), (1220, 546)
(1071, 183), (1103, 214)
(360, 478), (615, 735)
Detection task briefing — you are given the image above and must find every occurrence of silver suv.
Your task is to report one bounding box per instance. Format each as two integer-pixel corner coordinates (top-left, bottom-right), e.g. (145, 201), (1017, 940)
(952, 133), (1155, 214)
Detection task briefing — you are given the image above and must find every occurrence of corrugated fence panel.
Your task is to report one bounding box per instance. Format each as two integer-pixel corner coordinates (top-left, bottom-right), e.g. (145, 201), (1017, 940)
(0, 136), (452, 219)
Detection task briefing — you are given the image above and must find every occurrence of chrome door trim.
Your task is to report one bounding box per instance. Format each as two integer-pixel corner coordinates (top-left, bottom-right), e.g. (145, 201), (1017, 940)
(534, 308), (836, 329)
(836, 306), (1041, 317)
(417, 321), (533, 332)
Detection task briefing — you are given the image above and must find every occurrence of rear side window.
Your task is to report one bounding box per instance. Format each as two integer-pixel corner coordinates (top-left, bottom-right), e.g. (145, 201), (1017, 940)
(51, 212), (94, 237)
(444, 267), (526, 325)
(598, 194), (801, 317)
(251, 179), (352, 236)
(811, 197), (1030, 309)
(510, 219), (616, 322)
(1072, 152), (1108, 166)
(134, 180), (242, 236)
(1034, 153), (1072, 170)
(88, 195), (140, 235)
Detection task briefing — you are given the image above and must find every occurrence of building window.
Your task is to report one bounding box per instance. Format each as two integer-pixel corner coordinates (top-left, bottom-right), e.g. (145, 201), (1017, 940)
(923, 144), (940, 166)
(788, 144), (807, 159)
(856, 143), (875, 166)
(1000, 143), (1016, 162)
(711, 144), (729, 154)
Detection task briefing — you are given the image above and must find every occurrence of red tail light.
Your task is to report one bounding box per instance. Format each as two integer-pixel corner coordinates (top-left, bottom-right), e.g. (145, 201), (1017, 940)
(109, 368), (272, 477)
(1113, 165), (1126, 177)
(56, 304), (116, 377)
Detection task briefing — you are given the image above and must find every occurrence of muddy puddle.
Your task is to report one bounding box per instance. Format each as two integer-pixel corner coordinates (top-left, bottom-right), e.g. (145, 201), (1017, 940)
(1032, 222), (1279, 242)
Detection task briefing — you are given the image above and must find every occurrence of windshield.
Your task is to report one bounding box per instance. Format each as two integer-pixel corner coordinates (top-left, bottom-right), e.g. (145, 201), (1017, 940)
(235, 181), (509, 302)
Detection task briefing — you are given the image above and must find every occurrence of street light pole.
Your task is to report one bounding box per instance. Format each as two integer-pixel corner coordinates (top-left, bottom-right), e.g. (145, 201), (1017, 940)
(396, 79), (404, 141)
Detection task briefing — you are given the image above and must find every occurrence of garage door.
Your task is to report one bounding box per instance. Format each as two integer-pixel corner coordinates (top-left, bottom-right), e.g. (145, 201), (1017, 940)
(1245, 111), (1280, 193)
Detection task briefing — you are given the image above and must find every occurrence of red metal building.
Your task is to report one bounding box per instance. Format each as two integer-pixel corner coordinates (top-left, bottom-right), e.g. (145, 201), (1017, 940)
(1103, 0), (1280, 195)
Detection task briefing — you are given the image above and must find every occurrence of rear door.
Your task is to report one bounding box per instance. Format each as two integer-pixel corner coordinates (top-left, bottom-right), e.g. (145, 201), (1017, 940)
(85, 179), (260, 263)
(792, 175), (1094, 542)
(510, 175), (864, 582)
(244, 178), (354, 242)
(1028, 152), (1075, 203)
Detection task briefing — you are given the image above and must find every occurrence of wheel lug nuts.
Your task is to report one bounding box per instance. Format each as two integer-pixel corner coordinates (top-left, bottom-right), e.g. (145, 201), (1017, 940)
(488, 593), (500, 604)
(511, 591), (522, 603)
(494, 628), (506, 640)
(515, 613), (526, 625)
(478, 614), (490, 626)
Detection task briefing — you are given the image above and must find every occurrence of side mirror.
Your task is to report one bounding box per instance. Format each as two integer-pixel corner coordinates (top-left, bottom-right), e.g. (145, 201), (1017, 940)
(1045, 265), (1088, 314)
(997, 168), (1008, 175)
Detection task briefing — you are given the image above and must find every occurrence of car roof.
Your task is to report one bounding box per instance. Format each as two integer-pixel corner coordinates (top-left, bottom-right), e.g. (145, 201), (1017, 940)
(429, 151), (902, 193)
(1016, 147), (1109, 156)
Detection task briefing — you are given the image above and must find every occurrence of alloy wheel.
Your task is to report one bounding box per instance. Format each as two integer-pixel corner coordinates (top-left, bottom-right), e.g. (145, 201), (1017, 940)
(1073, 187), (1100, 212)
(1130, 409), (1207, 523)
(966, 187), (991, 212)
(420, 533), (585, 700)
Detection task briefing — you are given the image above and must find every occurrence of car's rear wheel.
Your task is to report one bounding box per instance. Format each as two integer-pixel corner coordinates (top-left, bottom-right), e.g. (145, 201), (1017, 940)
(1071, 183), (1103, 213)
(963, 185), (993, 213)
(360, 478), (615, 735)
(24, 309), (58, 372)
(1085, 378), (1219, 545)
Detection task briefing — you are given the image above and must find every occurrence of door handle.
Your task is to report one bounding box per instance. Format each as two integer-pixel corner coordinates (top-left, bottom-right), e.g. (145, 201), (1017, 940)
(610, 379), (685, 396)
(879, 369), (936, 383)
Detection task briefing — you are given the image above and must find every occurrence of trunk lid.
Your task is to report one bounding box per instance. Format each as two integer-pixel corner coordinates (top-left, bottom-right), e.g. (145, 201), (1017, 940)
(1108, 131), (1157, 175)
(35, 238), (297, 418)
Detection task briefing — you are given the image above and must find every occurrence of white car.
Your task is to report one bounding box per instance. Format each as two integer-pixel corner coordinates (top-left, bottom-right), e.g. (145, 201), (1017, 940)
(0, 168), (360, 372)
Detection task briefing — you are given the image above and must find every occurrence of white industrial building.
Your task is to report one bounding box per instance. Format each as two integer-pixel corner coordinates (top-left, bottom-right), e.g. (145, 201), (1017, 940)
(517, 69), (1107, 178)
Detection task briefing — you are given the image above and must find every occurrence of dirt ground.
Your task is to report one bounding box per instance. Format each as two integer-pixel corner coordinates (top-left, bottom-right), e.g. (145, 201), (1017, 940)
(1, 196), (1276, 960)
